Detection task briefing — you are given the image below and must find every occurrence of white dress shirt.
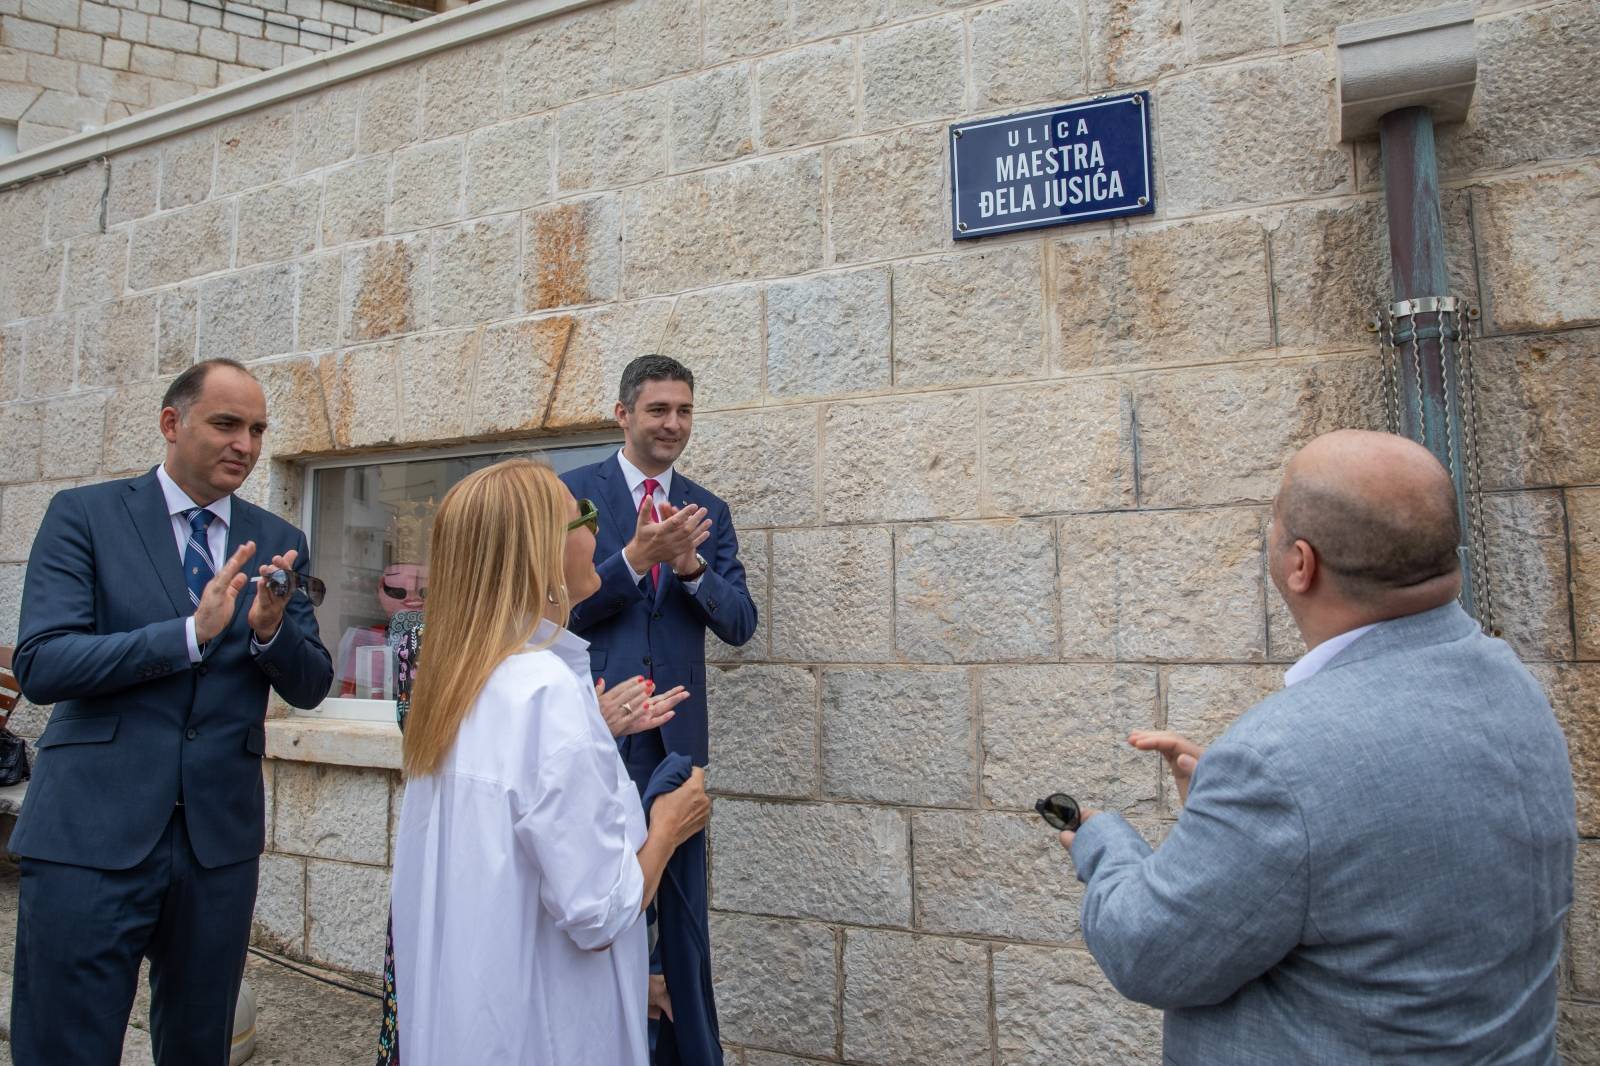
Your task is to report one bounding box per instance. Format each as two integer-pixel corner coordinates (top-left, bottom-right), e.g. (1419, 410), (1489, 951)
(1283, 623), (1379, 687)
(390, 621), (650, 1066)
(615, 450), (702, 593)
(156, 464), (233, 663)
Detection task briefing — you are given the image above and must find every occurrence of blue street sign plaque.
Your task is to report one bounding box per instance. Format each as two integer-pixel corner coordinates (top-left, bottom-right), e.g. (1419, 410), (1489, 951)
(949, 92), (1155, 239)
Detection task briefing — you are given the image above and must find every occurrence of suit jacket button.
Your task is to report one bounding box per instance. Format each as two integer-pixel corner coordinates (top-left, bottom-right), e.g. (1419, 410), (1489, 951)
(185, 728), (198, 740)
(643, 656), (652, 666)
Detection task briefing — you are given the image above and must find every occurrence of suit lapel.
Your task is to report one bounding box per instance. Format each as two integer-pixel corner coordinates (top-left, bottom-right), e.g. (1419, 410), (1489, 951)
(597, 455), (639, 559)
(227, 499), (260, 634)
(124, 470), (191, 619)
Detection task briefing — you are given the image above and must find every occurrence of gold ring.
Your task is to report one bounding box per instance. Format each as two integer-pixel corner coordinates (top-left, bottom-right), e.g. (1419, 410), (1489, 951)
(620, 702), (634, 715)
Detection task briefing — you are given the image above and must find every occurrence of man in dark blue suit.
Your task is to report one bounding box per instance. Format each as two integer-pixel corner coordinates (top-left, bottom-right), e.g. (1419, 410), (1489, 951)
(9, 358), (333, 1066)
(560, 354), (757, 1049)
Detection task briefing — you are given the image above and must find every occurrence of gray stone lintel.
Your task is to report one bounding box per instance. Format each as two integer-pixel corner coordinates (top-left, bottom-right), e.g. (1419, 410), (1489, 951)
(1335, 3), (1478, 142)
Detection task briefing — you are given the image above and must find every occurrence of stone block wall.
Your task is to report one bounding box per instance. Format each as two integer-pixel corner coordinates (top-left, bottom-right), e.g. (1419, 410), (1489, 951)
(1, 0), (424, 151)
(0, 0), (1598, 1060)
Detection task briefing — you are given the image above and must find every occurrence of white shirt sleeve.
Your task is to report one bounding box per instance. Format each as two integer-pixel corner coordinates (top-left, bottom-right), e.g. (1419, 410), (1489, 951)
(185, 616), (203, 663)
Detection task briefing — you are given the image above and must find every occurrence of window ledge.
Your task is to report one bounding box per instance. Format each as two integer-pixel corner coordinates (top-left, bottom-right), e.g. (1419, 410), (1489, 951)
(266, 715), (401, 770)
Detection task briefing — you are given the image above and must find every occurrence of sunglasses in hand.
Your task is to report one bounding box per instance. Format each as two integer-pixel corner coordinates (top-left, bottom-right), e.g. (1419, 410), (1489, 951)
(1034, 792), (1082, 832)
(254, 569), (328, 607)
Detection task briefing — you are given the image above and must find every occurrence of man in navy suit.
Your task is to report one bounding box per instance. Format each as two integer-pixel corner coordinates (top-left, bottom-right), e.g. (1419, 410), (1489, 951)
(10, 358), (333, 1065)
(561, 354), (757, 1041)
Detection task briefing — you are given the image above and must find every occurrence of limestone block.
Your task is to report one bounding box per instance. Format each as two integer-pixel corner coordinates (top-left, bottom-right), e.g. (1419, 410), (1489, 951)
(826, 123), (946, 265)
(2, 244), (63, 320)
(290, 85), (356, 175)
(0, 395), (42, 484)
(658, 283), (764, 411)
(397, 328), (477, 442)
(771, 526), (894, 663)
(859, 15), (963, 133)
(0, 563), (23, 642)
(707, 530), (768, 663)
(318, 343), (400, 448)
(1480, 491), (1573, 662)
(821, 395), (978, 523)
(622, 152), (824, 297)
(676, 406), (817, 528)
(914, 809), (1080, 941)
(1473, 330), (1600, 492)
(1267, 590), (1305, 662)
(357, 63), (420, 154)
(710, 798), (912, 925)
(1186, 0), (1278, 62)
(320, 154), (388, 247)
(1134, 355), (1382, 508)
(420, 39), (502, 140)
(341, 235), (429, 343)
(766, 267), (889, 399)
(612, 0), (698, 89)
(272, 760), (390, 864)
(252, 355), (331, 455)
(152, 286), (195, 373)
(1560, 1001), (1600, 1066)
(555, 88), (669, 196)
(252, 853), (305, 955)
(1160, 51), (1351, 214)
(305, 858), (388, 976)
(0, 181), (48, 250)
(1086, 0), (1186, 89)
(236, 178), (319, 267)
(198, 262), (295, 361)
(78, 295), (157, 386)
(465, 115), (552, 217)
(129, 198), (233, 289)
(982, 377), (1134, 517)
(107, 147), (158, 225)
(973, 0), (1084, 108)
(1053, 215), (1272, 368)
(21, 312), (74, 397)
(388, 137), (463, 233)
(47, 161), (106, 242)
(671, 64), (754, 171)
(993, 944), (1163, 1065)
(0, 480), (57, 562)
(710, 913), (837, 1058)
(158, 130), (214, 210)
(101, 380), (167, 474)
(896, 521), (1058, 663)
(823, 667), (973, 805)
(703, 0), (785, 63)
(430, 215), (518, 329)
(1574, 843), (1600, 998)
(1528, 665), (1599, 838)
(706, 663), (817, 799)
(469, 316), (568, 435)
(842, 930), (989, 1066)
(542, 299), (674, 428)
(1059, 507), (1267, 660)
(1280, 0), (1442, 43)
(1570, 491), (1600, 661)
(0, 325), (15, 405)
(214, 107), (293, 195)
(756, 37), (856, 151)
(522, 193), (620, 312)
(5, 16), (55, 54)
(502, 5), (615, 116)
(38, 392), (105, 478)
(893, 243), (1045, 387)
(1476, 166), (1600, 335)
(294, 252), (340, 354)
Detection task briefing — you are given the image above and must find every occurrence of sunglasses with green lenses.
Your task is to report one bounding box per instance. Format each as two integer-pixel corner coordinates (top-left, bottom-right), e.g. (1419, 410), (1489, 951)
(567, 498), (599, 535)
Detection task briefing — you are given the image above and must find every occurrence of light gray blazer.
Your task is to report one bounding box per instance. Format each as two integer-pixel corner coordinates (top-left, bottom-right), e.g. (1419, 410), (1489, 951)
(1071, 602), (1576, 1065)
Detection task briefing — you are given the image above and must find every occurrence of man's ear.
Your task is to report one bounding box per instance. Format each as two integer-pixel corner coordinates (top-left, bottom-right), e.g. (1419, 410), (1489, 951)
(1287, 539), (1317, 596)
(159, 406), (181, 444)
(614, 401), (629, 427)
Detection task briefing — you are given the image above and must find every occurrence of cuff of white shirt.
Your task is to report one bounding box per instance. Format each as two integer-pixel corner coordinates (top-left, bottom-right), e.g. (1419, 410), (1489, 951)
(251, 624), (281, 654)
(185, 616), (203, 663)
(682, 576), (703, 594)
(624, 555), (648, 587)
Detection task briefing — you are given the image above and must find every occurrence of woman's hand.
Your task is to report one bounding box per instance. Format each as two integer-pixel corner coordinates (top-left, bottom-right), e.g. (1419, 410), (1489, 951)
(652, 767), (711, 848)
(595, 677), (689, 738)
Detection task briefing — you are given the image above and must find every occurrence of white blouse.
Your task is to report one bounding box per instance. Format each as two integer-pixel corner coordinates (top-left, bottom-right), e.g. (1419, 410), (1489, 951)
(391, 622), (650, 1066)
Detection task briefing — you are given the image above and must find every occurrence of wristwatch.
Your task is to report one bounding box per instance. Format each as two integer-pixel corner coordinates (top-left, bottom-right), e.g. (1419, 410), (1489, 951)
(676, 553), (708, 582)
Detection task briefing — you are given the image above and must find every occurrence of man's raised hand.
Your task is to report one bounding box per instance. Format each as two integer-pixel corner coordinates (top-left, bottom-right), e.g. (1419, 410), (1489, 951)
(193, 541), (256, 645)
(622, 494), (711, 575)
(1129, 730), (1205, 807)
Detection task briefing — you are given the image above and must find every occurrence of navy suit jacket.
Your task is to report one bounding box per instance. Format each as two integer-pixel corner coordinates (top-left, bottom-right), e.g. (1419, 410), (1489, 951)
(11, 468), (333, 871)
(560, 454), (757, 766)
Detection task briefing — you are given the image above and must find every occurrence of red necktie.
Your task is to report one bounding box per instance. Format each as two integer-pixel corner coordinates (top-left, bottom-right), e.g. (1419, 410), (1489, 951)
(641, 478), (662, 588)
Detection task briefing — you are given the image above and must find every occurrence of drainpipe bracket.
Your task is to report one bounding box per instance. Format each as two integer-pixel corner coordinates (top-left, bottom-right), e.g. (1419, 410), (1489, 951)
(1335, 3), (1478, 143)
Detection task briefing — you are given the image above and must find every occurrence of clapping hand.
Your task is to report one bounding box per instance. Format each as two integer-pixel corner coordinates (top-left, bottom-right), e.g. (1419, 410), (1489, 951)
(193, 541), (257, 645)
(1129, 730), (1205, 806)
(595, 676), (689, 738)
(655, 501), (712, 575)
(623, 495), (710, 575)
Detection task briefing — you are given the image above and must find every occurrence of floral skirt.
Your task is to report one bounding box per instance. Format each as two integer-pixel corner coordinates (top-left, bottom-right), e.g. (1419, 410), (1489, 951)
(375, 911), (399, 1066)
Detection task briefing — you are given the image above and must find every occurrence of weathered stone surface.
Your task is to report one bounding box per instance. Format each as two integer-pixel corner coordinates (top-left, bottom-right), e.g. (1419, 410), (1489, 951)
(342, 236), (429, 343)
(1528, 665), (1599, 838)
(522, 194), (620, 312)
(1279, 0), (1441, 43)
(101, 380), (168, 474)
(1480, 491), (1573, 662)
(842, 930), (989, 1066)
(21, 312), (74, 397)
(993, 944), (1162, 1065)
(972, 0), (1084, 108)
(0, 563), (25, 643)
(1473, 330), (1600, 492)
(253, 355), (332, 455)
(305, 858), (389, 977)
(78, 295), (157, 386)
(47, 160), (107, 242)
(199, 263), (296, 361)
(253, 853), (305, 955)
(1571, 490), (1600, 661)
(64, 231), (129, 309)
(430, 215), (519, 328)
(792, 0), (889, 41)
(771, 526), (894, 663)
(38, 392), (106, 478)
(543, 299), (674, 428)
(502, 5), (614, 116)
(710, 913), (837, 1058)
(293, 252), (340, 354)
(757, 37), (856, 151)
(915, 810), (1080, 941)
(1267, 590), (1305, 663)
(465, 115), (552, 217)
(129, 198), (233, 289)
(0, 480), (58, 562)
(1559, 1000), (1600, 1066)
(357, 63), (420, 154)
(1186, 0), (1278, 62)
(611, 0), (698, 88)
(658, 284), (764, 411)
(1163, 663), (1282, 810)
(0, 181), (48, 250)
(893, 243), (1045, 386)
(821, 395), (977, 523)
(675, 404), (819, 529)
(1160, 52), (1351, 214)
(469, 316), (568, 435)
(1475, 166), (1600, 334)
(320, 155), (388, 247)
(158, 130), (215, 210)
(397, 328), (477, 441)
(1053, 215), (1271, 368)
(291, 86), (358, 175)
(706, 664), (818, 799)
(623, 153), (824, 296)
(704, 0), (786, 63)
(982, 378), (1133, 516)
(897, 521), (1058, 663)
(318, 343), (401, 448)
(420, 39), (502, 140)
(236, 178), (319, 267)
(150, 288), (195, 376)
(389, 137), (463, 233)
(859, 15), (964, 132)
(671, 65), (754, 170)
(826, 124), (946, 265)
(215, 106), (293, 195)
(766, 268), (890, 399)
(556, 87), (669, 194)
(272, 761), (390, 864)
(1573, 842), (1600, 998)
(710, 799), (911, 925)
(1086, 0), (1185, 88)
(823, 667), (973, 805)
(707, 530), (769, 663)
(1, 244), (63, 321)
(1059, 508), (1266, 660)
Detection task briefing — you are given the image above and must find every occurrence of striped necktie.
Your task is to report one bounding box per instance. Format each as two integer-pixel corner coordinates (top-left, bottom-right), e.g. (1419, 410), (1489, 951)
(183, 508), (216, 607)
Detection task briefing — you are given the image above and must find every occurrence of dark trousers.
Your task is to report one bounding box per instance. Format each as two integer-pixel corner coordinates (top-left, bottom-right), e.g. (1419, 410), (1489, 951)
(10, 807), (258, 1066)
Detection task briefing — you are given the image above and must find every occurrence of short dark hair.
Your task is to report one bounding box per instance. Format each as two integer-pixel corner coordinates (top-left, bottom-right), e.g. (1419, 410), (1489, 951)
(1278, 475), (1461, 602)
(618, 355), (693, 409)
(162, 358), (253, 415)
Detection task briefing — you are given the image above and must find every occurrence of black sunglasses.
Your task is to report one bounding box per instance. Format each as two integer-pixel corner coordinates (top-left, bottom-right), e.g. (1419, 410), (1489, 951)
(259, 569), (328, 607)
(1034, 793), (1082, 832)
(567, 497), (599, 535)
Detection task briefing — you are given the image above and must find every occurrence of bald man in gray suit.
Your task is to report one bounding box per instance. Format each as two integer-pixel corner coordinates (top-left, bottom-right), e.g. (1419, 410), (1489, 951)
(1062, 430), (1576, 1065)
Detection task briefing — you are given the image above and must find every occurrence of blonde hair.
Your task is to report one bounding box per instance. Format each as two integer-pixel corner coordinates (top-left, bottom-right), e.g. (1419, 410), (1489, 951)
(402, 459), (571, 777)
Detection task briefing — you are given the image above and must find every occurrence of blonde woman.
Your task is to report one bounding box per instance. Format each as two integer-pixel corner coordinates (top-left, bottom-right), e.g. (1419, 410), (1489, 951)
(390, 459), (710, 1065)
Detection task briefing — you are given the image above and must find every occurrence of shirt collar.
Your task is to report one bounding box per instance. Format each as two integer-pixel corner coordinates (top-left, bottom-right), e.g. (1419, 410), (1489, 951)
(156, 463), (232, 528)
(530, 618), (592, 678)
(1283, 622), (1379, 687)
(615, 450), (672, 501)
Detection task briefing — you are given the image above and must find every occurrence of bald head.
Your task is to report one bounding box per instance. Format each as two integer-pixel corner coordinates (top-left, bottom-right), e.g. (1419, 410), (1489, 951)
(1275, 430), (1460, 607)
